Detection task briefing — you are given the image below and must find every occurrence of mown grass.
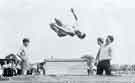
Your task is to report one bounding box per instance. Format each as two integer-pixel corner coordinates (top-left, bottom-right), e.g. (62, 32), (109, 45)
(0, 75), (135, 83)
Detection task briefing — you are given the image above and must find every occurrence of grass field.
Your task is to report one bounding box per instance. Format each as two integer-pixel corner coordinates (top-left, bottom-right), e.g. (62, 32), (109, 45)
(0, 62), (134, 83)
(0, 75), (135, 83)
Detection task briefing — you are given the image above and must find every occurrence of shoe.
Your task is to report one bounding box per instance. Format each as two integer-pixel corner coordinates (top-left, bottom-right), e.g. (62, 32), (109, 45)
(75, 30), (86, 39)
(79, 33), (86, 39)
(54, 18), (63, 27)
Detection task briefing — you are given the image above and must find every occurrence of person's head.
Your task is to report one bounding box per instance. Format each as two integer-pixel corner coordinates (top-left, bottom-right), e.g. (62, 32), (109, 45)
(22, 38), (30, 47)
(105, 35), (114, 45)
(97, 37), (104, 46)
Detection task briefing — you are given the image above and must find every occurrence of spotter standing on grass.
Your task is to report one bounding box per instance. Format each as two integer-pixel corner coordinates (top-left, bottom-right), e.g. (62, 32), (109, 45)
(95, 37), (104, 66)
(16, 38), (31, 75)
(37, 61), (46, 75)
(96, 35), (114, 75)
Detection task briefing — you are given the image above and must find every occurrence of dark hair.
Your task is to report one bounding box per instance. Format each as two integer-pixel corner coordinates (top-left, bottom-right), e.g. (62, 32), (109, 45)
(107, 35), (114, 42)
(23, 38), (30, 43)
(97, 37), (103, 44)
(54, 18), (63, 27)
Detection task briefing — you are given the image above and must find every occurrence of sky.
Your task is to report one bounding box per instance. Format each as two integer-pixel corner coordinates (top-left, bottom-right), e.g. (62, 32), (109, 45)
(0, 0), (134, 64)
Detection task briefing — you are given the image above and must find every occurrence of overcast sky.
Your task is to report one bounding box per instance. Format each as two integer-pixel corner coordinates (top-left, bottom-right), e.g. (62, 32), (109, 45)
(0, 0), (135, 64)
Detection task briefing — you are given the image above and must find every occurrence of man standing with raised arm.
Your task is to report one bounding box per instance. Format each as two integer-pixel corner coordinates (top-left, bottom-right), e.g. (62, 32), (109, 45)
(17, 38), (31, 75)
(96, 35), (114, 75)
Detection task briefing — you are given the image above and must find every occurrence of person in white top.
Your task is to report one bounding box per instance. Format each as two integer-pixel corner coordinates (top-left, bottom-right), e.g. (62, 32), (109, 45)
(49, 8), (86, 39)
(96, 35), (114, 75)
(17, 38), (30, 75)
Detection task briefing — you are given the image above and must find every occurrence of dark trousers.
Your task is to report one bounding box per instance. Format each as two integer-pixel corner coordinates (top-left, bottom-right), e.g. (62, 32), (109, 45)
(17, 68), (22, 75)
(37, 67), (46, 75)
(87, 69), (90, 75)
(96, 60), (111, 75)
(3, 68), (16, 77)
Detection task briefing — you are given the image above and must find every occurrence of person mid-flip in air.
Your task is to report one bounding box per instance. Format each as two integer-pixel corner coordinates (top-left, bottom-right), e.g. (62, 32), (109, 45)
(49, 8), (86, 39)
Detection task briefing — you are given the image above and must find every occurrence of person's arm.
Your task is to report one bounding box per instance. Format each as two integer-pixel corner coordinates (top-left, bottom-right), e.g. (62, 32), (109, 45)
(95, 48), (101, 65)
(108, 47), (112, 58)
(96, 49), (100, 61)
(16, 48), (24, 61)
(70, 8), (78, 21)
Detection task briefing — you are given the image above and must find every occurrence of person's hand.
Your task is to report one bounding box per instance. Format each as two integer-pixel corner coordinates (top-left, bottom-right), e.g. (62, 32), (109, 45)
(94, 62), (97, 66)
(70, 8), (74, 13)
(94, 61), (98, 66)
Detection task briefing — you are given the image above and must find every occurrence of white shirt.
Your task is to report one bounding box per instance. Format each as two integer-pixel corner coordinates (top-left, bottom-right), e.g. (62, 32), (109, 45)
(55, 21), (79, 33)
(99, 44), (112, 61)
(17, 46), (30, 69)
